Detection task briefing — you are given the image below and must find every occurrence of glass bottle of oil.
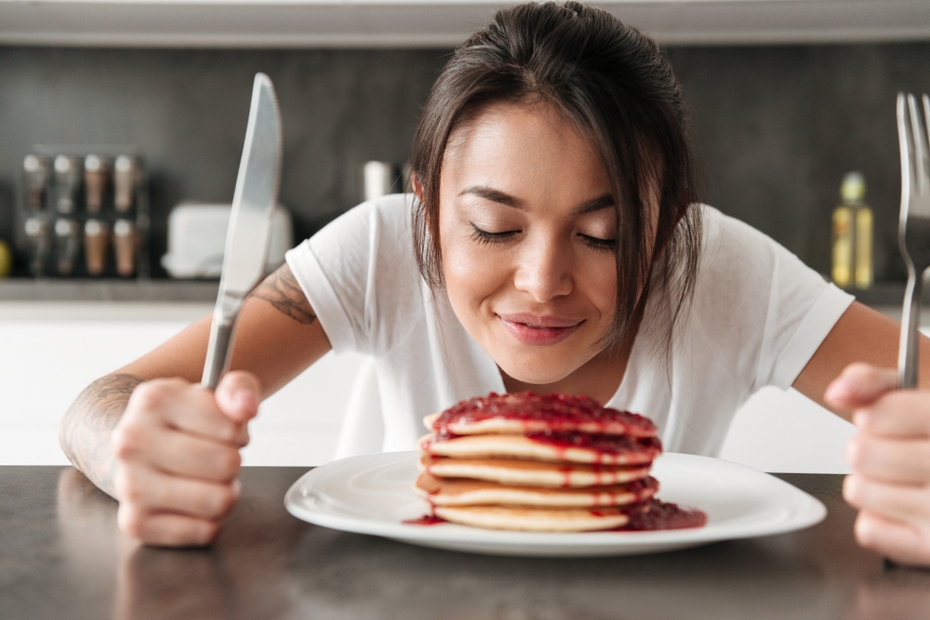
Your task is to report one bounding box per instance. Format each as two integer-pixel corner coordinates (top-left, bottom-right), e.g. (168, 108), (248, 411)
(831, 172), (873, 289)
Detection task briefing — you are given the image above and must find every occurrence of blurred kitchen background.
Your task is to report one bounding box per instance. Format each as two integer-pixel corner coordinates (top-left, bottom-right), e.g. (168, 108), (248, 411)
(1, 0), (929, 470)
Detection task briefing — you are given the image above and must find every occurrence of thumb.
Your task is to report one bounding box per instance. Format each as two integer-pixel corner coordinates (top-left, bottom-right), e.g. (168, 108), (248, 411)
(824, 362), (898, 411)
(214, 370), (262, 424)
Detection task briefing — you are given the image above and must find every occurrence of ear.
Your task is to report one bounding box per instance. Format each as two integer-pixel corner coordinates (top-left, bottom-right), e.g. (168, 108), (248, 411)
(409, 170), (424, 202)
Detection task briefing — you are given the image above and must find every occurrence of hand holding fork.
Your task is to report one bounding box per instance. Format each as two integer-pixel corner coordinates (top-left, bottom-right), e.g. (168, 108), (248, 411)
(824, 93), (930, 568)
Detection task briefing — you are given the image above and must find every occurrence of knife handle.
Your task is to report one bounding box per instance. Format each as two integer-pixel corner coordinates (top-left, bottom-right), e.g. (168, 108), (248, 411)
(202, 311), (236, 389)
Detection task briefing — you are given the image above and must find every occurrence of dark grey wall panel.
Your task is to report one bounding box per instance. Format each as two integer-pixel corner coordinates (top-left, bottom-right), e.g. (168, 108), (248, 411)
(669, 43), (930, 282)
(0, 43), (928, 279)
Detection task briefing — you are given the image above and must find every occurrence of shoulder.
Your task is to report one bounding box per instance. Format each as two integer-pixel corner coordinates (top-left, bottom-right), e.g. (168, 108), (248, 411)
(285, 192), (420, 299)
(698, 205), (782, 266)
(285, 193), (424, 354)
(689, 204), (832, 330)
(302, 193), (415, 260)
(318, 192), (413, 239)
(694, 204), (817, 291)
(690, 203), (847, 336)
(365, 192), (416, 233)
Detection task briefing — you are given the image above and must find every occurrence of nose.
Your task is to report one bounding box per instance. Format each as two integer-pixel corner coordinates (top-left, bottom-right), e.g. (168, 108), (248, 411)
(512, 233), (574, 302)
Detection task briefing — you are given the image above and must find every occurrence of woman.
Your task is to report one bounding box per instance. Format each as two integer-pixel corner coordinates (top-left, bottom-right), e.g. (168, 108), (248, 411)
(60, 2), (930, 565)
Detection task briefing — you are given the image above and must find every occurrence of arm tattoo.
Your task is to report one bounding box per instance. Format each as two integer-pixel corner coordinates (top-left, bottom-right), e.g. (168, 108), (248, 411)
(59, 373), (145, 498)
(250, 265), (318, 325)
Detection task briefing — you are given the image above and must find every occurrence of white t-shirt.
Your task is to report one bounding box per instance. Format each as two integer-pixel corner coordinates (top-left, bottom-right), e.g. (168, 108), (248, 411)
(286, 193), (854, 456)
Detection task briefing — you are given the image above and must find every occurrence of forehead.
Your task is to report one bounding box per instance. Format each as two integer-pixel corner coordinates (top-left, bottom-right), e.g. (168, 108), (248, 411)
(445, 101), (598, 161)
(441, 102), (611, 201)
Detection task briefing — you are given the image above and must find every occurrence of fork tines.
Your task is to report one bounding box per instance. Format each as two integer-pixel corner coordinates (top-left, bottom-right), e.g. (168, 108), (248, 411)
(899, 94), (930, 201)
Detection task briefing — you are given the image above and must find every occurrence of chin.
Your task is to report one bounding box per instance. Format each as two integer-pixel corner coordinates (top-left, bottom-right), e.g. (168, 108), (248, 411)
(496, 354), (580, 387)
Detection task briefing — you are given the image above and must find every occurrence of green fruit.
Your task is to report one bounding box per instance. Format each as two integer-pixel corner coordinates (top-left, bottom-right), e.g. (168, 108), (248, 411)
(0, 240), (12, 278)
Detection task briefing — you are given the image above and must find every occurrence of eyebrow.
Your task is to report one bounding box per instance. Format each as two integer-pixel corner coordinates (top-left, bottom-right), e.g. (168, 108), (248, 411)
(459, 186), (614, 214)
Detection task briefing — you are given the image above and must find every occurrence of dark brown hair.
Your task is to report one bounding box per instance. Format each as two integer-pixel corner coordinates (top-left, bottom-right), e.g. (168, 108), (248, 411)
(410, 1), (702, 346)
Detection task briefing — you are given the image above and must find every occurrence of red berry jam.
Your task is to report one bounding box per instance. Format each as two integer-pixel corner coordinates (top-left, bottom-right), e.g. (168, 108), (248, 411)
(525, 431), (662, 457)
(433, 392), (657, 437)
(402, 514), (446, 526)
(612, 499), (707, 531)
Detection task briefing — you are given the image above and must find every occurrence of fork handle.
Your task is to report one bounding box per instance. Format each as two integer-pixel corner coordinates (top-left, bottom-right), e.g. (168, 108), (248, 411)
(898, 266), (924, 388)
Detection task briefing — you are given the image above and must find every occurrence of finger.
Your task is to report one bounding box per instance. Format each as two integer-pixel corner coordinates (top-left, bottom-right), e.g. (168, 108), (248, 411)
(117, 503), (222, 547)
(139, 425), (241, 482)
(165, 384), (250, 445)
(851, 391), (930, 438)
(846, 435), (930, 484)
(214, 371), (261, 425)
(843, 473), (930, 522)
(853, 510), (930, 567)
(113, 422), (242, 482)
(128, 379), (247, 445)
(115, 463), (241, 519)
(824, 363), (898, 410)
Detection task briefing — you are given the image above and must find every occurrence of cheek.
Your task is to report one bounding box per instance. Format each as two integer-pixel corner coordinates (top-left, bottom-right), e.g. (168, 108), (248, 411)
(440, 230), (503, 314)
(592, 264), (618, 321)
(573, 256), (619, 339)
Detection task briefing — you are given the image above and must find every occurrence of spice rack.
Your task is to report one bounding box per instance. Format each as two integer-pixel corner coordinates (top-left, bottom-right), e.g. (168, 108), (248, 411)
(15, 145), (150, 280)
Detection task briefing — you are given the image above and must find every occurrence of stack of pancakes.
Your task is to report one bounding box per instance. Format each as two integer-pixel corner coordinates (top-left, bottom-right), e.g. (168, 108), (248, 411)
(415, 392), (664, 532)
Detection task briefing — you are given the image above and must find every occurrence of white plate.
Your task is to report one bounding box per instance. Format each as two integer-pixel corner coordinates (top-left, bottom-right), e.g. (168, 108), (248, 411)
(284, 451), (826, 557)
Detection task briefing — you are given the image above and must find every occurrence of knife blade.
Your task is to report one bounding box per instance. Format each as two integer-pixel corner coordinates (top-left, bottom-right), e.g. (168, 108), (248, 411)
(202, 72), (282, 389)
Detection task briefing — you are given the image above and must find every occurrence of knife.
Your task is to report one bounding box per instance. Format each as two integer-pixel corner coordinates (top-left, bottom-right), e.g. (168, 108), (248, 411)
(202, 72), (282, 389)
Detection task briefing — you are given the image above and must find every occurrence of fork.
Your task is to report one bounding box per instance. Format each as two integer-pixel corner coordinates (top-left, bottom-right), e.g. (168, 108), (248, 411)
(897, 93), (930, 388)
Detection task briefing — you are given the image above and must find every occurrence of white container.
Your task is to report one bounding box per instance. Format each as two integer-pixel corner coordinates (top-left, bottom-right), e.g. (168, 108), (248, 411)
(363, 161), (397, 201)
(161, 203), (294, 279)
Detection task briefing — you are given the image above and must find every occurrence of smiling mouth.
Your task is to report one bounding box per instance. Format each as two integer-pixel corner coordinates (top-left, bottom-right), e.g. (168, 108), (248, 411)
(522, 322), (574, 329)
(497, 314), (584, 345)
(497, 313), (583, 328)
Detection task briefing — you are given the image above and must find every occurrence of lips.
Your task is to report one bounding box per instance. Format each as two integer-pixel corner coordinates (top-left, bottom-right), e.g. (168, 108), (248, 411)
(497, 312), (584, 346)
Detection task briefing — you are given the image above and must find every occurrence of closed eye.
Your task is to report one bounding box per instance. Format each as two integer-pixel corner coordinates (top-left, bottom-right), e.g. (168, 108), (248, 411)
(470, 223), (520, 245)
(579, 234), (616, 250)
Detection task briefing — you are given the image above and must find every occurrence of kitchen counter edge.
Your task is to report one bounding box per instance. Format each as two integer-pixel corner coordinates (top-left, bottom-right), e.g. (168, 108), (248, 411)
(0, 279), (918, 322)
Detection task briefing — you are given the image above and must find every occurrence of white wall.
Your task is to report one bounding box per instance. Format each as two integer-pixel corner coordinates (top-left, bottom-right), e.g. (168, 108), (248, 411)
(0, 302), (858, 472)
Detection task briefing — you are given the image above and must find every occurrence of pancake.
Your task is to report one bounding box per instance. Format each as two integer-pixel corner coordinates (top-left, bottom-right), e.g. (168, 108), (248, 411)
(419, 432), (662, 465)
(425, 391), (657, 437)
(419, 454), (651, 488)
(407, 392), (689, 533)
(433, 504), (631, 532)
(414, 472), (658, 507)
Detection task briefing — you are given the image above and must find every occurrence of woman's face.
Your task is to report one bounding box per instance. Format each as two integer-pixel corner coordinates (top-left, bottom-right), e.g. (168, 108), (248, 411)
(438, 102), (624, 385)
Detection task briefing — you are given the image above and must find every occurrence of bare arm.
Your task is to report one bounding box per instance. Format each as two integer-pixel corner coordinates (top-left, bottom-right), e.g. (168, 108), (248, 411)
(59, 373), (146, 497)
(792, 300), (930, 418)
(58, 263), (331, 500)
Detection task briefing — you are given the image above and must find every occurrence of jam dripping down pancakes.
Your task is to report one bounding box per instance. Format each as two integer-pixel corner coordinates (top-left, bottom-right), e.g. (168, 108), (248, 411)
(421, 432), (662, 465)
(412, 391), (706, 533)
(415, 471), (659, 507)
(423, 391), (657, 437)
(419, 455), (651, 488)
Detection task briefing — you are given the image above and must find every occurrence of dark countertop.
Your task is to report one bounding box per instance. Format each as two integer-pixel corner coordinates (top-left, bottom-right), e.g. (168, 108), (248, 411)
(2, 466), (928, 620)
